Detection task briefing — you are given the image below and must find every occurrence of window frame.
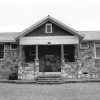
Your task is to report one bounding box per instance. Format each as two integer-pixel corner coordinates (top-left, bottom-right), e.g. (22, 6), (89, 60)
(95, 42), (100, 59)
(0, 43), (5, 60)
(10, 43), (18, 50)
(45, 23), (52, 33)
(80, 41), (89, 49)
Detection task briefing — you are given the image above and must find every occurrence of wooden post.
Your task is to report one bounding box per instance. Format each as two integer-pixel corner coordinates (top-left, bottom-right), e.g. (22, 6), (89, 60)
(77, 44), (80, 60)
(35, 45), (39, 77)
(36, 45), (38, 60)
(61, 44), (64, 61)
(19, 45), (22, 60)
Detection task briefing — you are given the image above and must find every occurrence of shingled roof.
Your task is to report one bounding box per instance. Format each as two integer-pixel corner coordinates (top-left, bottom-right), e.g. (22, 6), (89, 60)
(79, 31), (100, 41)
(0, 32), (19, 42)
(0, 15), (100, 42)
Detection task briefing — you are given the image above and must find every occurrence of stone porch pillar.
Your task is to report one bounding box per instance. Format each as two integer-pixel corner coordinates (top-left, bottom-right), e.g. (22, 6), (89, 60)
(34, 45), (39, 78)
(75, 44), (80, 78)
(18, 45), (23, 79)
(61, 45), (65, 76)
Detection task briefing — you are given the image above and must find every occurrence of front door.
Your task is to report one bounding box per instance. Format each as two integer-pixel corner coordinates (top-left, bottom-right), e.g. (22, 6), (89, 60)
(39, 45), (61, 72)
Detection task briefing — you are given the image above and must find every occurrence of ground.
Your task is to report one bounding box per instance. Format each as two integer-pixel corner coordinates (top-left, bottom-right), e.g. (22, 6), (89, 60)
(0, 82), (100, 100)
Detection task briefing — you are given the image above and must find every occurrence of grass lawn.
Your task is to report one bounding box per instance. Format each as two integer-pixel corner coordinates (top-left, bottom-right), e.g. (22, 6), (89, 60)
(0, 82), (100, 100)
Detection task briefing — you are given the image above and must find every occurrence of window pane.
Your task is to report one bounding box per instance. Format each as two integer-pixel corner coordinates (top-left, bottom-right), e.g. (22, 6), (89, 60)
(11, 44), (18, 49)
(47, 25), (51, 32)
(0, 53), (3, 59)
(81, 43), (88, 47)
(0, 44), (4, 59)
(96, 47), (100, 57)
(46, 24), (52, 33)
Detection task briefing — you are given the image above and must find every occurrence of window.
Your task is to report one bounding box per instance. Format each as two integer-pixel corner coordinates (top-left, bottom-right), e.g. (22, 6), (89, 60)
(45, 24), (52, 33)
(11, 43), (18, 50)
(80, 42), (89, 49)
(0, 44), (4, 60)
(95, 43), (100, 59)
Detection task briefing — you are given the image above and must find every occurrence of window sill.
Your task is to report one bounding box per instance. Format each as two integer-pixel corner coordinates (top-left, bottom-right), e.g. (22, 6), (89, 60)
(0, 59), (5, 61)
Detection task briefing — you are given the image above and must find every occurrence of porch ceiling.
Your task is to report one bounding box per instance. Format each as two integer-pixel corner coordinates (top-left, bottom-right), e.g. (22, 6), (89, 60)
(20, 36), (79, 45)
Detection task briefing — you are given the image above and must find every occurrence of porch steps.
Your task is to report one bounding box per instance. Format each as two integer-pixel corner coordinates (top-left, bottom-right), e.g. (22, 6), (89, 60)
(36, 74), (63, 84)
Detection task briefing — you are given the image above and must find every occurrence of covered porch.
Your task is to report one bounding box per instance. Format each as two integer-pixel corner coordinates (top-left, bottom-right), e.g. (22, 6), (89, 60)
(18, 36), (79, 80)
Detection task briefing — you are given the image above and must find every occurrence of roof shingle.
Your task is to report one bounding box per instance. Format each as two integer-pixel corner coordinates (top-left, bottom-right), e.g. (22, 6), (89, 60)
(0, 32), (19, 42)
(79, 31), (100, 40)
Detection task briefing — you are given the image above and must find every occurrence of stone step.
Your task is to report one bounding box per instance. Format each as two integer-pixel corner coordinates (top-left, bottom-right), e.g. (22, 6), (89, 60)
(37, 81), (63, 83)
(37, 78), (62, 80)
(37, 75), (61, 78)
(37, 75), (63, 84)
(37, 81), (63, 84)
(37, 78), (62, 81)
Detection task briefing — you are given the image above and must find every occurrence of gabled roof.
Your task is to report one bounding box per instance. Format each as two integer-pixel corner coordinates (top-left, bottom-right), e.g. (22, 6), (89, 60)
(0, 16), (100, 42)
(14, 15), (83, 39)
(0, 32), (19, 42)
(79, 31), (100, 41)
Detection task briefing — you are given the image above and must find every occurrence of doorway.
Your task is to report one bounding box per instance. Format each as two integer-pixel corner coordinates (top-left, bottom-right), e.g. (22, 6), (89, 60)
(38, 45), (61, 72)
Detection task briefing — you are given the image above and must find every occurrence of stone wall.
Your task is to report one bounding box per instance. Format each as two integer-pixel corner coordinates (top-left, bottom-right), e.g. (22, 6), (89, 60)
(61, 41), (100, 79)
(0, 42), (99, 80)
(0, 43), (19, 79)
(17, 46), (38, 80)
(18, 63), (36, 80)
(61, 62), (78, 79)
(77, 41), (99, 79)
(18, 42), (100, 80)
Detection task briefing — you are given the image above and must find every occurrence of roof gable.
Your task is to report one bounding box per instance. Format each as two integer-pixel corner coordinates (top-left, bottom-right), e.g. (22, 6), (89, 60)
(24, 21), (74, 36)
(14, 15), (83, 39)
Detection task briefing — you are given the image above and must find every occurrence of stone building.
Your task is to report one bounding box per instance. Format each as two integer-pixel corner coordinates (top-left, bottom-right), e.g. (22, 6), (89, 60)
(0, 16), (100, 82)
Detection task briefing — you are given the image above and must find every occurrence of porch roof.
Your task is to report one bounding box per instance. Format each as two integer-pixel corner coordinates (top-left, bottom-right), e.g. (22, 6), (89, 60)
(20, 36), (79, 45)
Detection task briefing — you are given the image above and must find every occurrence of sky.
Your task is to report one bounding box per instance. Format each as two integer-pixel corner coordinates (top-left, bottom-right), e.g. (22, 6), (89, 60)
(0, 0), (100, 32)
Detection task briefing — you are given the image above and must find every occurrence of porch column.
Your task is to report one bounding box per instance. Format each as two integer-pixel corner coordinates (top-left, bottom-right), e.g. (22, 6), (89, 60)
(35, 45), (39, 77)
(19, 45), (22, 60)
(35, 45), (39, 60)
(18, 45), (23, 79)
(61, 44), (65, 63)
(76, 44), (80, 79)
(18, 45), (23, 67)
(61, 44), (65, 77)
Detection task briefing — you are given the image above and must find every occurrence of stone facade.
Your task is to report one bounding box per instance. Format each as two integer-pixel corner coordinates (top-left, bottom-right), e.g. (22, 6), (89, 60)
(1, 16), (100, 81)
(0, 43), (19, 79)
(61, 41), (99, 79)
(78, 41), (99, 79)
(18, 63), (35, 80)
(61, 62), (78, 79)
(18, 61), (39, 80)
(0, 41), (100, 80)
(18, 41), (100, 80)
